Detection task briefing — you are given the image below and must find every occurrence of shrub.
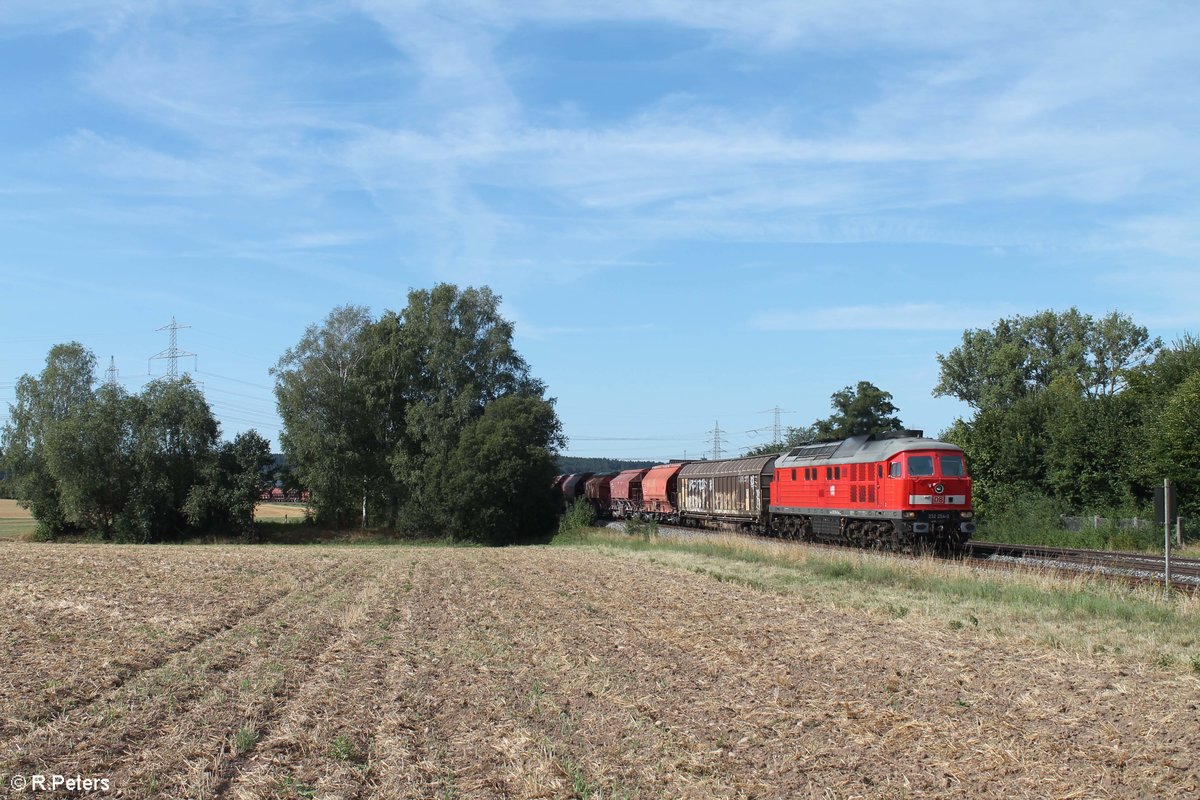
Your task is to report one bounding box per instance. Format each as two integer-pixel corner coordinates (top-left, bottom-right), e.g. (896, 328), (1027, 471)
(625, 515), (658, 541)
(556, 499), (595, 541)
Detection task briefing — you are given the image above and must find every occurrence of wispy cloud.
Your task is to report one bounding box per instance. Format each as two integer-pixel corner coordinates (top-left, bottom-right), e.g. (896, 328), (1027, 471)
(4, 1), (1200, 280)
(749, 304), (1017, 332)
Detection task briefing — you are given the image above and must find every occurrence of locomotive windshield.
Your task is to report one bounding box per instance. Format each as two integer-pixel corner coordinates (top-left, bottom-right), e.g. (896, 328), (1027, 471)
(940, 455), (965, 477)
(907, 455), (935, 476)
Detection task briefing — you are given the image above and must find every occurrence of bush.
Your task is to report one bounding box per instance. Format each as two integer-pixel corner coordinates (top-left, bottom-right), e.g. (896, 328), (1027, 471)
(625, 515), (658, 541)
(556, 499), (595, 541)
(978, 488), (1167, 551)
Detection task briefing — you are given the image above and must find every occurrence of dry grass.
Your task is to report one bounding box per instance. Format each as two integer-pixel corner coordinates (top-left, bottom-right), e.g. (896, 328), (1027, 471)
(0, 540), (1198, 798)
(572, 529), (1200, 674)
(253, 503), (309, 523)
(0, 498), (36, 540)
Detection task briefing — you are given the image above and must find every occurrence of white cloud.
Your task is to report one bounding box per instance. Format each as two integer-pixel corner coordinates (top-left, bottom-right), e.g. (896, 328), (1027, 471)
(750, 304), (1017, 332)
(6, 0), (1200, 275)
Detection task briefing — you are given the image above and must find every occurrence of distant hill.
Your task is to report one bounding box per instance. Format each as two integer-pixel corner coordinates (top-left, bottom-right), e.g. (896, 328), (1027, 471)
(556, 456), (660, 475)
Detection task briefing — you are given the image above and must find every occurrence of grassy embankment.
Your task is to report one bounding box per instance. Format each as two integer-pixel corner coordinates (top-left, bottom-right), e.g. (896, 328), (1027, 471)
(555, 525), (1200, 674)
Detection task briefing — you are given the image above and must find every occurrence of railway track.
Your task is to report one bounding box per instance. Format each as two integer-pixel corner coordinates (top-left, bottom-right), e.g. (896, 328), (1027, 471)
(966, 540), (1200, 593)
(601, 521), (1200, 593)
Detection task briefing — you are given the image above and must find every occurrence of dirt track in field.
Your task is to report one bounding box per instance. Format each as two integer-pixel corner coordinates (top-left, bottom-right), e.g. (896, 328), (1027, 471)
(1, 544), (1198, 799)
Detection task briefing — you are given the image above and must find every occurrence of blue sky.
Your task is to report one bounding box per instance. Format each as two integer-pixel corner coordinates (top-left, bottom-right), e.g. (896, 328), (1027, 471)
(2, 2), (1198, 461)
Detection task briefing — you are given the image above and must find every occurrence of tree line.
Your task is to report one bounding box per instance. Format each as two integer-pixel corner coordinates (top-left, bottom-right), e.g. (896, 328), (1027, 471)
(0, 284), (564, 545)
(937, 309), (1199, 519)
(0, 344), (271, 541)
(747, 308), (1198, 521)
(4, 295), (1194, 542)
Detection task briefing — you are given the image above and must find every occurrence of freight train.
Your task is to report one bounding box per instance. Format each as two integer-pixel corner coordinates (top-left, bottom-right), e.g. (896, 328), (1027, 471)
(556, 429), (974, 554)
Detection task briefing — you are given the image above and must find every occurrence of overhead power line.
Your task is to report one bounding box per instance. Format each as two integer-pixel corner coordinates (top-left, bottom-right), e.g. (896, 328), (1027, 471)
(148, 317), (197, 382)
(708, 420), (726, 460)
(759, 406), (794, 444)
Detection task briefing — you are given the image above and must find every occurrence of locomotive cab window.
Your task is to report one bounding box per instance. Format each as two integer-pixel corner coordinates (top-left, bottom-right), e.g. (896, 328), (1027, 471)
(940, 456), (965, 477)
(888, 462), (902, 478)
(907, 456), (935, 476)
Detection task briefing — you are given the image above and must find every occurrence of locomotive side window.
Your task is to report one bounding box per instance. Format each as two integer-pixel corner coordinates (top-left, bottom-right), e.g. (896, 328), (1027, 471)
(907, 456), (934, 476)
(888, 462), (901, 478)
(826, 467), (832, 480)
(940, 456), (965, 477)
(791, 469), (797, 481)
(877, 464), (883, 478)
(835, 466), (841, 480)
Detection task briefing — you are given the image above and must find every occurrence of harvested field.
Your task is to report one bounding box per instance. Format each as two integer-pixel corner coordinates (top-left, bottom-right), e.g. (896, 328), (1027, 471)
(0, 500), (34, 541)
(254, 503), (308, 523)
(1, 541), (1198, 799)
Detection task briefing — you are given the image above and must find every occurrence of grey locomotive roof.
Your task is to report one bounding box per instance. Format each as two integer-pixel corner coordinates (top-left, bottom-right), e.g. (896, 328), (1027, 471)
(775, 432), (961, 469)
(678, 455), (777, 479)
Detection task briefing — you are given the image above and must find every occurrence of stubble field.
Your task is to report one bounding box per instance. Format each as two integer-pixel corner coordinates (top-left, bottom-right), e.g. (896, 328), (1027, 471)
(1, 541), (1198, 799)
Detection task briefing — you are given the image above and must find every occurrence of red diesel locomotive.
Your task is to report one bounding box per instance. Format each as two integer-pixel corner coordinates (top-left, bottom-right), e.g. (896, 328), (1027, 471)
(561, 429), (974, 553)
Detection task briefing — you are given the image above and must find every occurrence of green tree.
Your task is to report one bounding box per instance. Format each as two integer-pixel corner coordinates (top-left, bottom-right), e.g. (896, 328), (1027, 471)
(120, 378), (221, 541)
(1089, 311), (1161, 398)
(1150, 372), (1200, 515)
(812, 381), (903, 440)
(357, 310), (411, 525)
(185, 430), (273, 538)
(941, 394), (1052, 513)
(934, 317), (1029, 410)
(0, 343), (97, 538)
(272, 285), (560, 539)
(389, 284), (546, 533)
(43, 383), (138, 538)
(272, 305), (377, 527)
(937, 309), (1162, 518)
(935, 308), (1160, 409)
(2, 346), (231, 541)
(444, 395), (565, 544)
(1042, 387), (1138, 510)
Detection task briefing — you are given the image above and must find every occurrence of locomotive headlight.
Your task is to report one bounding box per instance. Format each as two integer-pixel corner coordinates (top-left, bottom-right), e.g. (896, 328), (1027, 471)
(960, 511), (974, 519)
(903, 511), (917, 519)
